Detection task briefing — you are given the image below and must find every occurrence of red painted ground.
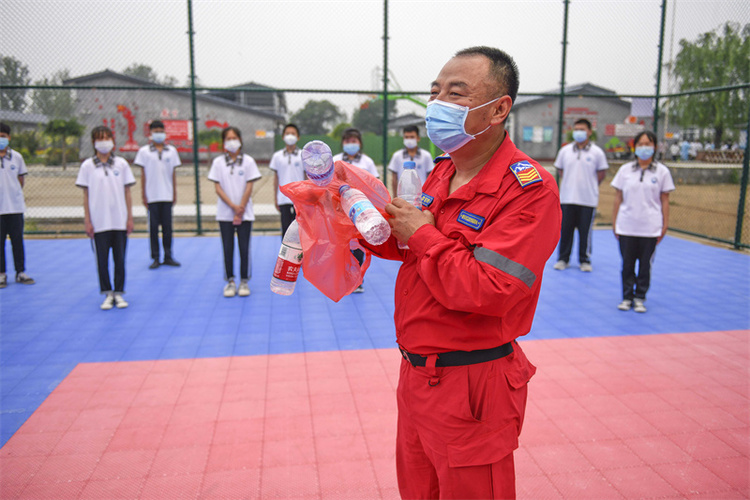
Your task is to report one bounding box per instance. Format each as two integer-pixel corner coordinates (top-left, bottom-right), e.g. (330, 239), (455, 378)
(1, 331), (748, 499)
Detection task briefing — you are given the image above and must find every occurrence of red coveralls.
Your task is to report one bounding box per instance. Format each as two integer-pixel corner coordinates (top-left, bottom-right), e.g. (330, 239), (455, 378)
(368, 136), (561, 499)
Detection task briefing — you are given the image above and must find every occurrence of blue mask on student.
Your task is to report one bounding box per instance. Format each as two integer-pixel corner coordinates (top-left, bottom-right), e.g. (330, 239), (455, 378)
(343, 143), (360, 156)
(151, 132), (166, 144)
(0, 137), (8, 150)
(635, 146), (655, 161)
(425, 97), (500, 153)
(572, 130), (588, 143)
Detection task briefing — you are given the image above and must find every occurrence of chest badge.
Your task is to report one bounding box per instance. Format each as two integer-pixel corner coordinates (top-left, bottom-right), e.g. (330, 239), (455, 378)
(421, 193), (434, 207)
(457, 210), (485, 230)
(510, 161), (542, 188)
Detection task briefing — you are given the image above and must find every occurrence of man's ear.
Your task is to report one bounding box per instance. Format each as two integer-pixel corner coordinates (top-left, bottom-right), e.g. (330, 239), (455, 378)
(491, 95), (513, 126)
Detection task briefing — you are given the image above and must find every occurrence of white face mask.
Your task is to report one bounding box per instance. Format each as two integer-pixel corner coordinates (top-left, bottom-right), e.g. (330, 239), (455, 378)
(403, 138), (418, 149)
(224, 139), (241, 153)
(94, 140), (114, 154)
(283, 134), (298, 146)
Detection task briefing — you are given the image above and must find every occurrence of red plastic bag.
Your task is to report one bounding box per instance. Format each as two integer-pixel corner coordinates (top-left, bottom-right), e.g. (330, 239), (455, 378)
(280, 160), (391, 302)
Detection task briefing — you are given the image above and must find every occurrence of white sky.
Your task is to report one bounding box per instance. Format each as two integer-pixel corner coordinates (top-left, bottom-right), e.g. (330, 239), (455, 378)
(4, 0), (749, 120)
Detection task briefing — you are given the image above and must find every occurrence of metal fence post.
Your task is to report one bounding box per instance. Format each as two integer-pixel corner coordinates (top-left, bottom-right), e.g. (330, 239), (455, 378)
(734, 98), (750, 249)
(187, 0), (202, 234)
(382, 0), (390, 184)
(653, 0), (667, 137)
(556, 0), (570, 183)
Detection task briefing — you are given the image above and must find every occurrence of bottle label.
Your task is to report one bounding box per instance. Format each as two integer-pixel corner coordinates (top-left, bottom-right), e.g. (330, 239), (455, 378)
(273, 258), (302, 282)
(279, 242), (303, 262)
(348, 200), (374, 222)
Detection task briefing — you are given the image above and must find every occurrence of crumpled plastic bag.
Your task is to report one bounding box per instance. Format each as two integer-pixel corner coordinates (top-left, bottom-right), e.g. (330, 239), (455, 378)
(280, 160), (391, 302)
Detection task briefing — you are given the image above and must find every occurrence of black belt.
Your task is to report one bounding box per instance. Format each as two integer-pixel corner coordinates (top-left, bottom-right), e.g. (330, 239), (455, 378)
(399, 342), (514, 367)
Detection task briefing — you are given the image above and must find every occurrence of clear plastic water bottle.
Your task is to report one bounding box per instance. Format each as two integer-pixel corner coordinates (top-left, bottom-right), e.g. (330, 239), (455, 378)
(270, 220), (304, 295)
(396, 160), (422, 249)
(301, 140), (334, 186)
(339, 184), (391, 246)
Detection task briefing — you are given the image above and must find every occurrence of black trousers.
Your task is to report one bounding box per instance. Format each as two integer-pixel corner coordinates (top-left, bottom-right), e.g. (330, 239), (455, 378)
(279, 204), (296, 238)
(0, 213), (25, 274)
(558, 204), (595, 264)
(148, 201), (174, 260)
(618, 235), (657, 301)
(219, 220), (252, 280)
(94, 230), (127, 293)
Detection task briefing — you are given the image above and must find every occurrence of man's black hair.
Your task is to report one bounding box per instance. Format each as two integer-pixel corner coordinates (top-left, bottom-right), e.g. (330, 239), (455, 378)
(283, 123), (300, 136)
(341, 128), (363, 145)
(91, 125), (113, 142)
(574, 118), (592, 130)
(0, 122), (11, 135)
(634, 130), (658, 148)
(403, 125), (419, 136)
(149, 120), (165, 130)
(455, 46), (520, 103)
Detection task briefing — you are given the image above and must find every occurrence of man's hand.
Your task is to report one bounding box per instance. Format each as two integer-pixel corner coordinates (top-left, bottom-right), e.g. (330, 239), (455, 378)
(142, 195), (148, 207)
(85, 218), (94, 238)
(385, 198), (435, 245)
(126, 216), (134, 235)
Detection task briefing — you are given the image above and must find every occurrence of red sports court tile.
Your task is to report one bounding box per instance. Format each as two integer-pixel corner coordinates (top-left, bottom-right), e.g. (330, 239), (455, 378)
(555, 416), (617, 443)
(668, 431), (744, 461)
(68, 406), (128, 431)
(259, 463), (319, 498)
(90, 449), (156, 480)
(318, 460), (380, 497)
(640, 409), (706, 435)
(262, 437), (317, 467)
(265, 395), (313, 418)
(140, 473), (203, 500)
(371, 457), (399, 491)
(217, 399), (266, 421)
(150, 445), (210, 476)
(315, 434), (371, 464)
(79, 477), (145, 500)
(118, 404), (174, 429)
(517, 473), (564, 499)
(31, 452), (100, 484)
(597, 412), (662, 440)
(701, 456), (750, 491)
(602, 465), (680, 498)
(200, 469), (261, 499)
(712, 427), (750, 455)
(652, 461), (732, 497)
(50, 428), (113, 456)
(107, 425), (166, 452)
(683, 406), (747, 431)
(206, 441), (262, 472)
(525, 443), (595, 475)
(575, 439), (644, 470)
(18, 480), (86, 500)
(160, 421), (215, 448)
(1, 431), (64, 457)
(625, 435), (694, 465)
(547, 469), (625, 499)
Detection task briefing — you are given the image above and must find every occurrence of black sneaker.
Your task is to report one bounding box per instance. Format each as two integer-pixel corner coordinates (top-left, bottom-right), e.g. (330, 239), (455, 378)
(16, 272), (35, 285)
(149, 260), (160, 269)
(353, 284), (365, 293)
(0, 273), (7, 288)
(162, 257), (181, 267)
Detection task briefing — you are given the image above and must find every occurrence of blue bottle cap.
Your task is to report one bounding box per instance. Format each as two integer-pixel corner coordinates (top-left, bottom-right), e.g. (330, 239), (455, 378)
(339, 184), (350, 194)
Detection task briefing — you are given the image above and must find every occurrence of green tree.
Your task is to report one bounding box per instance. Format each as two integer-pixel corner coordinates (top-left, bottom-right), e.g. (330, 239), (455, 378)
(31, 69), (76, 118)
(0, 55), (31, 112)
(329, 122), (353, 141)
(351, 98), (397, 136)
(45, 118), (85, 169)
(123, 63), (178, 86)
(289, 100), (345, 135)
(670, 22), (750, 147)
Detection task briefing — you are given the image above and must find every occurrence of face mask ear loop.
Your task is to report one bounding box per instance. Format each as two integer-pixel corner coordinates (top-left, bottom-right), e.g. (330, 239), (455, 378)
(464, 97), (502, 139)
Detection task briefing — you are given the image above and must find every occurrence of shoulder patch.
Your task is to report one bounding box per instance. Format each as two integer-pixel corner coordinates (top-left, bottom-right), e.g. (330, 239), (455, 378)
(433, 154), (450, 164)
(509, 161), (543, 188)
(457, 210), (485, 230)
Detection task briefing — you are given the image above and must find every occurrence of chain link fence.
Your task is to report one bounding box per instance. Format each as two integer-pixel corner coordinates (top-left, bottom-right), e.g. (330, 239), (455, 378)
(2, 0), (748, 247)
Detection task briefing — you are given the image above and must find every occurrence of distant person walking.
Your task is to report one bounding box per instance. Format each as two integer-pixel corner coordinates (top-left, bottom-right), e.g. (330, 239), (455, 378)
(611, 131), (675, 313)
(269, 123), (304, 237)
(75, 126), (135, 310)
(133, 120), (182, 269)
(207, 127), (262, 298)
(553, 118), (609, 272)
(0, 122), (35, 289)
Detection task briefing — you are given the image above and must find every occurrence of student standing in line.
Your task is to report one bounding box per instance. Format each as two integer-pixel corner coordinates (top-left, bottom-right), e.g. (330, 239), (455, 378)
(0, 122), (35, 289)
(269, 123), (304, 237)
(332, 127), (379, 293)
(611, 130), (675, 313)
(133, 120), (182, 269)
(75, 126), (135, 310)
(387, 124), (433, 196)
(207, 127), (261, 298)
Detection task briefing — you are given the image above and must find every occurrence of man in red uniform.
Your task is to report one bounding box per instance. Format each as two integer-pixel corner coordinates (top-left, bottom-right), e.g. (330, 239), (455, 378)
(367, 47), (561, 499)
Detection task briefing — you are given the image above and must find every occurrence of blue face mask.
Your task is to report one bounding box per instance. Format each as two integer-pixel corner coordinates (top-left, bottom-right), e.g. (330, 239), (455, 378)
(572, 130), (588, 143)
(425, 97), (500, 153)
(0, 137), (8, 150)
(343, 143), (360, 156)
(635, 146), (655, 161)
(151, 132), (166, 144)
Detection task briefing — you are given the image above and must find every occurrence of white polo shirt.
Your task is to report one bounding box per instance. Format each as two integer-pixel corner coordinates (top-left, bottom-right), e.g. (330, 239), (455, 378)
(611, 161), (675, 238)
(333, 152), (380, 178)
(75, 155), (136, 233)
(554, 142), (609, 207)
(269, 147), (304, 206)
(387, 147), (433, 183)
(207, 153), (262, 222)
(133, 143), (182, 203)
(0, 149), (28, 215)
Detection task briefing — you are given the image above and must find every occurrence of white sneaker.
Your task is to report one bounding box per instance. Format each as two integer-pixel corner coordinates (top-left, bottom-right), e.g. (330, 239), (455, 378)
(238, 280), (250, 297)
(223, 279), (236, 298)
(0, 273), (6, 289)
(580, 262), (593, 272)
(633, 299), (647, 313)
(100, 292), (115, 310)
(16, 272), (35, 284)
(617, 299), (632, 311)
(113, 293), (129, 309)
(553, 260), (568, 270)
